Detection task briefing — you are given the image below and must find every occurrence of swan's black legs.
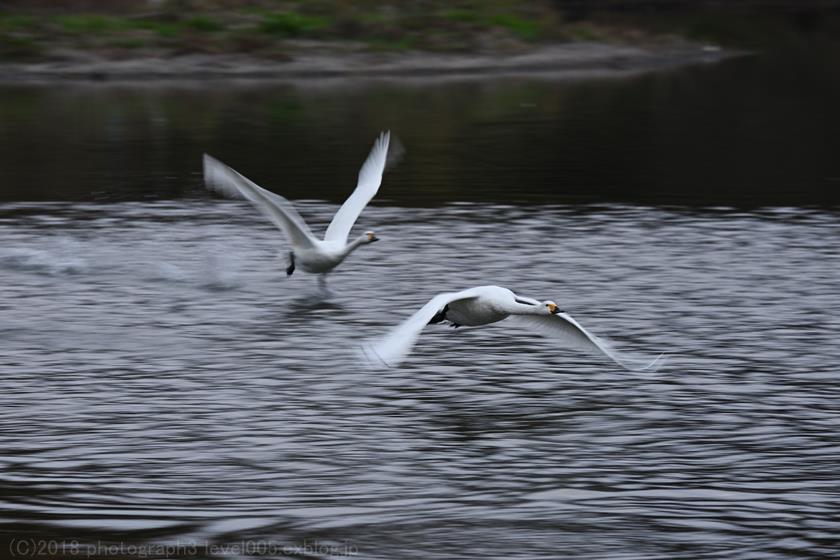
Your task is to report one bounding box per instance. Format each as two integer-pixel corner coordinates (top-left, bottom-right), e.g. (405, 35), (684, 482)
(428, 304), (449, 325)
(286, 252), (295, 276)
(318, 274), (328, 292)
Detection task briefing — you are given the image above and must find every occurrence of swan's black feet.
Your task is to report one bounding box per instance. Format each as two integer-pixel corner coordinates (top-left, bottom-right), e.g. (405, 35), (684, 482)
(449, 322), (461, 328)
(428, 304), (449, 325)
(286, 252), (295, 276)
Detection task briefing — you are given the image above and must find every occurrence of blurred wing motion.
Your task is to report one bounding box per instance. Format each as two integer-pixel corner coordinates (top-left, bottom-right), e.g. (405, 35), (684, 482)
(324, 131), (390, 243)
(363, 288), (481, 367)
(203, 154), (317, 250)
(509, 313), (664, 372)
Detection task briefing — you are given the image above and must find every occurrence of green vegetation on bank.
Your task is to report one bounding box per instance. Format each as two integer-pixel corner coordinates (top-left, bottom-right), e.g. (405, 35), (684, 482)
(0, 0), (651, 61)
(5, 0), (832, 63)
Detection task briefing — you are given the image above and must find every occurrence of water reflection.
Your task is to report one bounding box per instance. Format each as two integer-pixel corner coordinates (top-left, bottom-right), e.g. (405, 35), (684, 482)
(1, 46), (839, 207)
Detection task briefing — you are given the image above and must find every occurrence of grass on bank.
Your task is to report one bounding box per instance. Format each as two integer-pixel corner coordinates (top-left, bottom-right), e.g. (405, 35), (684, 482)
(0, 0), (776, 62)
(0, 1), (571, 61)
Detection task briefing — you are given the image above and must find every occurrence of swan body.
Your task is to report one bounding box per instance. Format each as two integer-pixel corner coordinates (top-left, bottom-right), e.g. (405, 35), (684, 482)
(365, 285), (662, 371)
(203, 131), (390, 280)
(291, 235), (374, 274)
(438, 285), (513, 326)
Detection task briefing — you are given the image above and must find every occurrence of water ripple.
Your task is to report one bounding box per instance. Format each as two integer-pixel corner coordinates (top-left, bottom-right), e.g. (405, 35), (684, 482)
(1, 202), (839, 559)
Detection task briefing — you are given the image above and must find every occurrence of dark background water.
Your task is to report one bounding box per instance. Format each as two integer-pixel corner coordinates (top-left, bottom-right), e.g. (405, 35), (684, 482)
(1, 31), (840, 560)
(1, 42), (839, 207)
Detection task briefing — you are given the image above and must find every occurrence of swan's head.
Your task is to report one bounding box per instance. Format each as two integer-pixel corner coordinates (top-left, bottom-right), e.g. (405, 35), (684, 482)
(365, 231), (379, 243)
(543, 301), (562, 315)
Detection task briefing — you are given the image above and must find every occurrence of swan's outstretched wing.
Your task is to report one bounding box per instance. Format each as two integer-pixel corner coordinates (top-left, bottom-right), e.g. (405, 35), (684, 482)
(203, 154), (317, 250)
(509, 313), (663, 372)
(324, 131), (390, 243)
(364, 288), (481, 367)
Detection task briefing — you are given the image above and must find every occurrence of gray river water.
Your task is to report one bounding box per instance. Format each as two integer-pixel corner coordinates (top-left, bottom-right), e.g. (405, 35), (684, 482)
(1, 45), (840, 560)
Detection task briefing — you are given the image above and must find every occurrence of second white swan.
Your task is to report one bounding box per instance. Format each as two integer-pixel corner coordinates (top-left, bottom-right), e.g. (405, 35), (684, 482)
(364, 285), (662, 371)
(203, 131), (391, 287)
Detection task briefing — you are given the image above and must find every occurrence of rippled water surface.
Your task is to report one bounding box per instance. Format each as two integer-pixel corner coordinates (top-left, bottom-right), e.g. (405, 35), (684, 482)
(2, 201), (839, 559)
(2, 46), (840, 560)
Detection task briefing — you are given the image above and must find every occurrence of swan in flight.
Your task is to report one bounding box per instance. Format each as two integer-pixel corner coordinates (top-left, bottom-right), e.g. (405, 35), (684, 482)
(364, 285), (662, 371)
(203, 131), (391, 287)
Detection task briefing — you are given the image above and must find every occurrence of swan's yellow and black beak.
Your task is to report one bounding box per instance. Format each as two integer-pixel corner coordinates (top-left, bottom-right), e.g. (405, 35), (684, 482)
(547, 303), (560, 314)
(366, 232), (379, 243)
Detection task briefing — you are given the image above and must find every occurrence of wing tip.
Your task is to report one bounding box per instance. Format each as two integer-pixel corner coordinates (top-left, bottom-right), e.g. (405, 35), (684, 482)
(615, 351), (667, 373)
(202, 154), (217, 181)
(360, 342), (398, 369)
(203, 152), (222, 168)
(201, 153), (248, 200)
(378, 130), (391, 152)
(642, 353), (668, 372)
(202, 153), (224, 190)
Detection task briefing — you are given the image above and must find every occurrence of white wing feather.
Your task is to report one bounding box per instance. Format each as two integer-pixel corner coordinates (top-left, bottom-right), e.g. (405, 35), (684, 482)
(364, 288), (481, 367)
(509, 313), (663, 372)
(324, 131), (390, 243)
(203, 154), (317, 250)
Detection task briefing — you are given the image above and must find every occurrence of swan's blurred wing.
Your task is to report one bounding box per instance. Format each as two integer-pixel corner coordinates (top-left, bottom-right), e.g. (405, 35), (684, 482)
(509, 313), (663, 372)
(364, 288), (481, 367)
(324, 131), (390, 243)
(203, 154), (317, 250)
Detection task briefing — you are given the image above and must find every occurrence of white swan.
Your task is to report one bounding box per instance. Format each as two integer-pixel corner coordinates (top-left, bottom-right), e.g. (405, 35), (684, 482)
(203, 131), (391, 286)
(364, 285), (662, 371)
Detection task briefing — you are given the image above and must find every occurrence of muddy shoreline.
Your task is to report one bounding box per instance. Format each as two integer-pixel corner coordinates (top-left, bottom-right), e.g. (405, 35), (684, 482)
(0, 41), (734, 83)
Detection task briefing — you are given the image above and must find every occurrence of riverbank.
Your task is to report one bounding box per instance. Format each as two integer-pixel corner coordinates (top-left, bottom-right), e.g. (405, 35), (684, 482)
(0, 40), (731, 83)
(0, 1), (744, 83)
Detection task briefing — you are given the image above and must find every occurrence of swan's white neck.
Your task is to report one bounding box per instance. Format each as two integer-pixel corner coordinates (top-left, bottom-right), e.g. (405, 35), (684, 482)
(507, 302), (548, 316)
(338, 234), (370, 260)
